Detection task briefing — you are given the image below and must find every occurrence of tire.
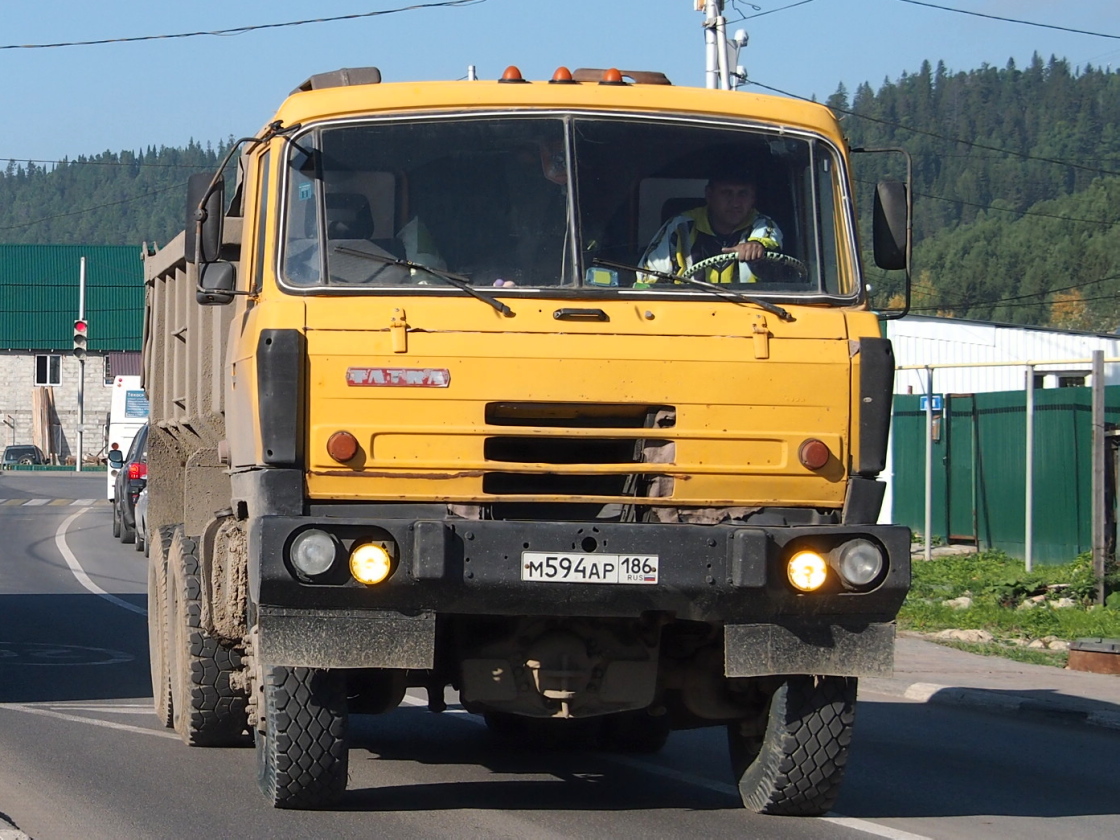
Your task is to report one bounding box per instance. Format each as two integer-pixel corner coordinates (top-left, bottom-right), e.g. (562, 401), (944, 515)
(148, 527), (175, 728)
(111, 501), (121, 538)
(256, 665), (349, 809)
(167, 527), (250, 746)
(728, 675), (857, 816)
(134, 520), (146, 553)
(120, 501), (136, 545)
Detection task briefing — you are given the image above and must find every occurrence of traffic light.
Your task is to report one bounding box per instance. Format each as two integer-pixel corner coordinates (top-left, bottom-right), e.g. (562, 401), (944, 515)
(73, 319), (88, 360)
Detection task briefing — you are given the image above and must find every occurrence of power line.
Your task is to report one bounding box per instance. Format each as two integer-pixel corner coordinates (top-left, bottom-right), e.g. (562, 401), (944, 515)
(896, 0), (1120, 40)
(748, 78), (1120, 178)
(741, 0), (819, 21)
(910, 289), (1120, 314)
(0, 1), (485, 51)
(0, 182), (186, 232)
(852, 175), (1118, 226)
(3, 156), (218, 170)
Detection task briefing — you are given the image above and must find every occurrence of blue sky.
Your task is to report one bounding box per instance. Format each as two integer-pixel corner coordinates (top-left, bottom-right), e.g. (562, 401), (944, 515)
(4, 1), (1120, 163)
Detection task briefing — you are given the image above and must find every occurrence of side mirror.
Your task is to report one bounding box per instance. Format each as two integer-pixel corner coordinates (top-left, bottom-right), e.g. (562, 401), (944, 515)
(197, 262), (237, 306)
(872, 180), (908, 271)
(107, 449), (125, 466)
(185, 172), (224, 265)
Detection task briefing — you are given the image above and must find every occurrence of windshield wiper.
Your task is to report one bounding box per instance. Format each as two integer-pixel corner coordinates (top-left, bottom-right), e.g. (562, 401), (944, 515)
(591, 258), (794, 322)
(334, 246), (514, 317)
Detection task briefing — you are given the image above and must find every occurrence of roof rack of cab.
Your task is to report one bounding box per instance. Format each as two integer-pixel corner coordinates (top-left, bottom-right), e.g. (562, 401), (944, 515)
(571, 68), (672, 85)
(293, 67), (382, 94)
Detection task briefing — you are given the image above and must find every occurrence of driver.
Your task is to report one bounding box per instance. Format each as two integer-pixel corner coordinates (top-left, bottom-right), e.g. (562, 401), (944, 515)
(638, 164), (782, 284)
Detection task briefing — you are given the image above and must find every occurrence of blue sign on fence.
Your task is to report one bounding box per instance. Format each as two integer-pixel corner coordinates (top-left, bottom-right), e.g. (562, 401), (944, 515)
(919, 394), (943, 412)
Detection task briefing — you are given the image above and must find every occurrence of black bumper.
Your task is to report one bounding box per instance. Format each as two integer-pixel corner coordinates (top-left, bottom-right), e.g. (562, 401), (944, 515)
(249, 515), (911, 624)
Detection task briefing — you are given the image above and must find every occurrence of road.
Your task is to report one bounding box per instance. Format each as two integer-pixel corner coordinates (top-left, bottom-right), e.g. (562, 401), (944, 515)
(0, 473), (1117, 840)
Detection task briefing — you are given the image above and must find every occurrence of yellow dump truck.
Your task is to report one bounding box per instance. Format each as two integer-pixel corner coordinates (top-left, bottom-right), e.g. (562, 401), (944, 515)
(142, 64), (911, 814)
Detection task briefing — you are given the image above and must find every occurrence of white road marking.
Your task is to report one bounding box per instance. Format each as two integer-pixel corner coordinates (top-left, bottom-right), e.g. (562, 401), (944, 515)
(22, 498), (49, 506)
(819, 817), (935, 840)
(46, 704), (154, 715)
(0, 702), (178, 740)
(54, 508), (147, 617)
(401, 693), (934, 840)
(70, 499), (98, 506)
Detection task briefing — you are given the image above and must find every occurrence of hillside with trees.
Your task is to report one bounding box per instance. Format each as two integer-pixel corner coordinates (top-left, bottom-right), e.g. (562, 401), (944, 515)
(0, 142), (226, 250)
(837, 54), (1120, 330)
(3, 55), (1119, 331)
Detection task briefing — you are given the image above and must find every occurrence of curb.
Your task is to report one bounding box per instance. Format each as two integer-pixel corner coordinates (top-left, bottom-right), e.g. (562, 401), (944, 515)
(0, 813), (29, 840)
(865, 679), (1120, 731)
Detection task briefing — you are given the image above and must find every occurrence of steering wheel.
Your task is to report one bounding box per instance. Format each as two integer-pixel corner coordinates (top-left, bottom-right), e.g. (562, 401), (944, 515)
(683, 250), (808, 282)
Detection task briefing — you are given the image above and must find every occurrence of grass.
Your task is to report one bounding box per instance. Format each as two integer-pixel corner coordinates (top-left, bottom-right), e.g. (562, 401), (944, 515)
(933, 640), (1070, 668)
(899, 549), (1120, 665)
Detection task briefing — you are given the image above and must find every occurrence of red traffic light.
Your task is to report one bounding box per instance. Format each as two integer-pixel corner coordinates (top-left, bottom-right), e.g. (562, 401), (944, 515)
(73, 319), (89, 359)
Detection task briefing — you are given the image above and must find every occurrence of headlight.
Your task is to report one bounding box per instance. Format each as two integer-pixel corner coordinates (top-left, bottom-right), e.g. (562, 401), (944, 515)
(787, 550), (828, 592)
(830, 539), (885, 588)
(350, 542), (394, 585)
(289, 529), (341, 579)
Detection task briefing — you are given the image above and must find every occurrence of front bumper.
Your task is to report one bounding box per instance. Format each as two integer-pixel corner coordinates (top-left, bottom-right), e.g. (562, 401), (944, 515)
(249, 515), (910, 674)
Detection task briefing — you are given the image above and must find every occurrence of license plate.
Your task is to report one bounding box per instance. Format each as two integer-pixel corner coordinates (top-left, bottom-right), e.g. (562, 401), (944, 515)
(521, 552), (659, 584)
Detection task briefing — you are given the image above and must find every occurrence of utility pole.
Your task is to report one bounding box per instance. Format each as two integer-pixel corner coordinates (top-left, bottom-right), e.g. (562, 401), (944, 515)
(1092, 350), (1106, 605)
(74, 257), (88, 472)
(698, 1), (748, 91)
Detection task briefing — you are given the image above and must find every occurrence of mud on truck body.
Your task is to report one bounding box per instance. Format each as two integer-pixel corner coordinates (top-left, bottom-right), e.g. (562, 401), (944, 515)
(142, 64), (912, 813)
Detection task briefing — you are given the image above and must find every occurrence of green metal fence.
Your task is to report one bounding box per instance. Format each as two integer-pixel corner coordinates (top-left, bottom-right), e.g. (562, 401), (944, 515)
(892, 385), (1120, 564)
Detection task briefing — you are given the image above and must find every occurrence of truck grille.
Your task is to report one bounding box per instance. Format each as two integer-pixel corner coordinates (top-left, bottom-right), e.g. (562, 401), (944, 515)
(482, 402), (675, 503)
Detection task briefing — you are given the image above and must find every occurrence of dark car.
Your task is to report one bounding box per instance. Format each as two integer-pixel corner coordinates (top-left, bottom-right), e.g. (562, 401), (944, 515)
(2, 444), (46, 468)
(111, 424), (148, 544)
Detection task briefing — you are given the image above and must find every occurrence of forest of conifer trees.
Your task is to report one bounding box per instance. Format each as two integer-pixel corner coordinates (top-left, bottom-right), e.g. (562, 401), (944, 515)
(2, 54), (1118, 331)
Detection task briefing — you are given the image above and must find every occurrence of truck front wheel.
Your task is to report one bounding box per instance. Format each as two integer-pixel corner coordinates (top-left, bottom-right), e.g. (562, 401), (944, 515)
(256, 665), (349, 809)
(167, 527), (250, 746)
(728, 675), (857, 816)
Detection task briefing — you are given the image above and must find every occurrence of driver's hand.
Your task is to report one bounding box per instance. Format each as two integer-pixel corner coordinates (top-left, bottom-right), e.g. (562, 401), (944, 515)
(722, 241), (767, 262)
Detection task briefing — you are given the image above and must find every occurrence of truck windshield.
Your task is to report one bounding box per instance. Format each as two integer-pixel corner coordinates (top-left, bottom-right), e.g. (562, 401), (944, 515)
(280, 115), (851, 297)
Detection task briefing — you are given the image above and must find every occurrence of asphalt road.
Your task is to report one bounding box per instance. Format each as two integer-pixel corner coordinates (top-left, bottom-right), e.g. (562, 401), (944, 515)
(1, 472), (1117, 840)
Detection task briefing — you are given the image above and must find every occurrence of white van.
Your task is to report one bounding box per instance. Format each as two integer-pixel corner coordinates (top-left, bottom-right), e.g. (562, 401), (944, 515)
(106, 375), (149, 500)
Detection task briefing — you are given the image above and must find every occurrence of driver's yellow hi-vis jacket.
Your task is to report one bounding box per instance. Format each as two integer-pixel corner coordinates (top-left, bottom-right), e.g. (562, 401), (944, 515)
(638, 205), (782, 284)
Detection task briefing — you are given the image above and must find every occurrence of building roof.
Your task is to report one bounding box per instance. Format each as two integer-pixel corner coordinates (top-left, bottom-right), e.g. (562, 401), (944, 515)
(0, 244), (144, 352)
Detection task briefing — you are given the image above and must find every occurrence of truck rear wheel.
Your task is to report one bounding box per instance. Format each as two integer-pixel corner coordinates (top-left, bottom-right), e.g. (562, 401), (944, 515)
(256, 665), (349, 809)
(147, 527), (175, 728)
(167, 527), (250, 746)
(728, 675), (856, 816)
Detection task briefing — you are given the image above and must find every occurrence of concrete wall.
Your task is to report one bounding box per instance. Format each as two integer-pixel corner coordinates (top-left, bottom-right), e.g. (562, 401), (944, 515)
(0, 352), (115, 463)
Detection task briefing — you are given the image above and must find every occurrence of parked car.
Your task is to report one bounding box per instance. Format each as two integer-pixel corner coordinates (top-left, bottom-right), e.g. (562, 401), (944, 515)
(2, 444), (46, 468)
(111, 424), (148, 544)
(134, 485), (149, 555)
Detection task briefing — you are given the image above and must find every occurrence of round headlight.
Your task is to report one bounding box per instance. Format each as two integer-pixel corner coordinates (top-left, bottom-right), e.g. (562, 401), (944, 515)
(787, 550), (828, 592)
(832, 539), (884, 588)
(289, 529), (340, 578)
(351, 543), (393, 585)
